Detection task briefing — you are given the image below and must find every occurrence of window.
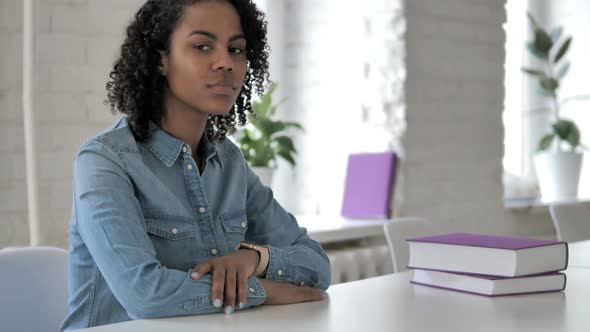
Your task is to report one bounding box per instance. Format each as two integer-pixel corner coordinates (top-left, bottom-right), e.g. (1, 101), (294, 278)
(503, 1), (590, 202)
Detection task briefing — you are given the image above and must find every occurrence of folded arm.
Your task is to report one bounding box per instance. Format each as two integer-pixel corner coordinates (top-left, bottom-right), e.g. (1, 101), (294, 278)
(244, 165), (332, 291)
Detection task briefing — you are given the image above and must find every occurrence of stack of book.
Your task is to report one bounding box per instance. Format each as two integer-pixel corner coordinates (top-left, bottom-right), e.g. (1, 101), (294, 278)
(406, 233), (569, 296)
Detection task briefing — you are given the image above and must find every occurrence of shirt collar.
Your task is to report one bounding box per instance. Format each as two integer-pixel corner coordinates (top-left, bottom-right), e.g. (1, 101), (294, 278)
(144, 121), (223, 168)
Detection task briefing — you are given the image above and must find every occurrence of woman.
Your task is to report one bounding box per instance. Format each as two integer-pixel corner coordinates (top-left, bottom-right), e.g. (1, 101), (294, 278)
(60, 0), (331, 330)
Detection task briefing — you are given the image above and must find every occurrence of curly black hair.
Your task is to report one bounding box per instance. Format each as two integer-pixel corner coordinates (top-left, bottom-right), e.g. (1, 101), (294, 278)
(106, 0), (270, 142)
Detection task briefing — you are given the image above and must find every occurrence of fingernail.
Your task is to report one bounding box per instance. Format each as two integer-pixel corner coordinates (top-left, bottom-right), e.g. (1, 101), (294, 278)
(190, 272), (199, 280)
(238, 302), (244, 309)
(213, 298), (222, 307)
(225, 305), (233, 314)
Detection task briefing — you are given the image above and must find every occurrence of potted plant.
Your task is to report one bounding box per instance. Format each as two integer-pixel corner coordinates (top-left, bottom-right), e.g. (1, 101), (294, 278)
(236, 83), (304, 187)
(522, 13), (584, 201)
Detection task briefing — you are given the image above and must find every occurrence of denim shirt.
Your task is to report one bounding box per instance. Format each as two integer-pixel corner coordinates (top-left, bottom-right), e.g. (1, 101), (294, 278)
(60, 118), (331, 331)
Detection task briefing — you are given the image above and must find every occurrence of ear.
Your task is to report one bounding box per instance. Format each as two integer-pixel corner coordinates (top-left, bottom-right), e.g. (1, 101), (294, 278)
(159, 50), (169, 76)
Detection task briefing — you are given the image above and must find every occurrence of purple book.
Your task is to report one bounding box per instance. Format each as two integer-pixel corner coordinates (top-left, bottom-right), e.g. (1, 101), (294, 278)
(411, 269), (567, 297)
(341, 152), (397, 219)
(407, 233), (569, 277)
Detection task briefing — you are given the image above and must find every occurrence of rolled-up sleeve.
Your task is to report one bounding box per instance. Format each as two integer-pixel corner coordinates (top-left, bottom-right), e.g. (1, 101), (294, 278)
(74, 140), (266, 319)
(243, 165), (331, 291)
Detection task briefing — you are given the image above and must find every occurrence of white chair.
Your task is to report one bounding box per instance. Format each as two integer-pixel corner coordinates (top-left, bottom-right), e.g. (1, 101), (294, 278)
(0, 246), (68, 332)
(550, 203), (590, 242)
(383, 218), (438, 273)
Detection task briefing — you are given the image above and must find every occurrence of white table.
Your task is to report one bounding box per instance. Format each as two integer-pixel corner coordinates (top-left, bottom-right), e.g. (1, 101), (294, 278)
(79, 267), (590, 332)
(568, 240), (590, 268)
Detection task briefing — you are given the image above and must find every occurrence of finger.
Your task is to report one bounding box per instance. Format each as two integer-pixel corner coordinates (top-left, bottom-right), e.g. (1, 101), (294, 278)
(224, 268), (237, 314)
(237, 271), (248, 309)
(299, 286), (327, 303)
(190, 263), (212, 280)
(211, 266), (226, 308)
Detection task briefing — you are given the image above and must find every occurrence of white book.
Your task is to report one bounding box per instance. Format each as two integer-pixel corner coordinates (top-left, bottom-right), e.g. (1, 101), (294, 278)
(407, 233), (568, 277)
(411, 269), (567, 296)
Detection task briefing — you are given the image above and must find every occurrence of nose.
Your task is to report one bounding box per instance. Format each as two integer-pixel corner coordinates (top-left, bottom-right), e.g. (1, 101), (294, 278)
(212, 49), (233, 72)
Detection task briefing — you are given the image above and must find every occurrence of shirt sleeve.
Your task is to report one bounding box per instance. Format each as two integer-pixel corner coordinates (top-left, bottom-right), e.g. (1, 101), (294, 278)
(243, 164), (331, 290)
(73, 140), (266, 319)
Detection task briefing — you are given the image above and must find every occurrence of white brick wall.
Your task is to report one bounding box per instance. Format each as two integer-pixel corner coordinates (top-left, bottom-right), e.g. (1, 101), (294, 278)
(0, 0), (141, 249)
(403, 0), (555, 236)
(0, 0), (557, 249)
(1, 0), (26, 248)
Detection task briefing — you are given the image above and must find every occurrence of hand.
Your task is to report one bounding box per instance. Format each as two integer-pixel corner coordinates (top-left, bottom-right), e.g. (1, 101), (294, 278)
(190, 249), (260, 313)
(259, 279), (327, 305)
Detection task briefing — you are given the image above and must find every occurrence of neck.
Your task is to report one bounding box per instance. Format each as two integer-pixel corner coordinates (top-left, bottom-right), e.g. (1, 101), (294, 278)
(160, 90), (209, 159)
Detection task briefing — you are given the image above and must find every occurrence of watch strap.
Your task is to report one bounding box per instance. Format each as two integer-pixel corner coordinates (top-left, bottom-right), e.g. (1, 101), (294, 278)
(238, 242), (269, 277)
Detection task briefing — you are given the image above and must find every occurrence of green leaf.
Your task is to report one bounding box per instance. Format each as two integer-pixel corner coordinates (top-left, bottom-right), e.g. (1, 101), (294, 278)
(539, 77), (559, 94)
(521, 67), (546, 77)
(534, 28), (553, 54)
(553, 36), (572, 64)
(567, 125), (581, 148)
(552, 120), (581, 149)
(239, 82), (304, 168)
(283, 122), (305, 130)
(526, 42), (548, 60)
(251, 142), (274, 167)
(538, 133), (555, 151)
(277, 150), (296, 167)
(550, 26), (563, 43)
(282, 121), (304, 131)
(552, 120), (573, 139)
(269, 97), (288, 116)
(565, 122), (580, 149)
(251, 84), (277, 120)
(238, 131), (255, 162)
(527, 12), (539, 30)
(274, 136), (296, 153)
(537, 86), (554, 97)
(258, 119), (286, 137)
(556, 61), (570, 80)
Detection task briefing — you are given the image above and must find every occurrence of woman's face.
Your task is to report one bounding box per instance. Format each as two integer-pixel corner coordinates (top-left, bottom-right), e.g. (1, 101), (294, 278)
(161, 0), (248, 116)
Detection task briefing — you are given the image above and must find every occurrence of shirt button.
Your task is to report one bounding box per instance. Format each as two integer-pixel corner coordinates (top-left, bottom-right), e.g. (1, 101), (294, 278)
(277, 269), (283, 276)
(182, 146), (187, 153)
(171, 228), (178, 235)
(248, 287), (255, 293)
(198, 207), (206, 214)
(211, 248), (218, 255)
(187, 164), (193, 170)
(241, 222), (247, 228)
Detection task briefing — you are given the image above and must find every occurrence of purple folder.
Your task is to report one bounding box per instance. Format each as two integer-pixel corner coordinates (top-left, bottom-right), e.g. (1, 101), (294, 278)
(341, 152), (397, 218)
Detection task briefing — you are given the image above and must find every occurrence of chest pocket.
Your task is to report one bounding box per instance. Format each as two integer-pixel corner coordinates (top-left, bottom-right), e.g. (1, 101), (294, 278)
(220, 209), (248, 251)
(144, 212), (197, 271)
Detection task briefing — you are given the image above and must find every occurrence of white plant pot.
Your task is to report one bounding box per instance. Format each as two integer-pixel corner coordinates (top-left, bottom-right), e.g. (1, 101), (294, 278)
(251, 166), (275, 188)
(534, 151), (583, 201)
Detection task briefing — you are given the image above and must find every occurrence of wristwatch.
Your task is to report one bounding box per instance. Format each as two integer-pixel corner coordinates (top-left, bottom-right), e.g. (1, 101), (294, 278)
(237, 241), (270, 277)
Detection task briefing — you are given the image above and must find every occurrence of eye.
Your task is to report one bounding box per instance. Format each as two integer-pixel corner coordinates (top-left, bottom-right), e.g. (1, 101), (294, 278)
(194, 44), (212, 51)
(229, 47), (245, 55)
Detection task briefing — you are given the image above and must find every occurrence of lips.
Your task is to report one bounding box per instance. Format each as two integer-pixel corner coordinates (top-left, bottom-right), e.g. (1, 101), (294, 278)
(207, 80), (237, 96)
(208, 84), (235, 95)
